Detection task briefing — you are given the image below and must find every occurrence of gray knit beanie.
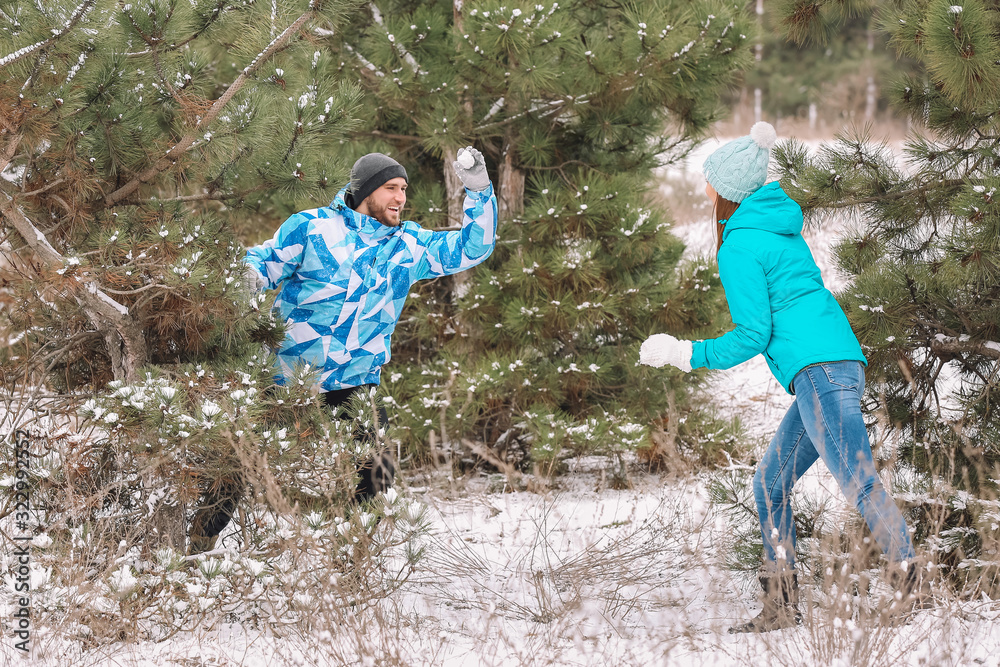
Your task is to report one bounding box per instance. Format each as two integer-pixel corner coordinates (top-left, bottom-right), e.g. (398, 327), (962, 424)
(702, 122), (777, 203)
(345, 153), (408, 209)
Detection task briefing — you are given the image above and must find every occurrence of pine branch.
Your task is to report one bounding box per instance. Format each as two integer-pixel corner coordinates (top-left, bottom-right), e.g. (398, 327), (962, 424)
(104, 3), (323, 207)
(119, 3), (160, 48)
(473, 78), (638, 134)
(475, 95), (587, 134)
(140, 192), (236, 203)
(0, 0), (97, 70)
(128, 184), (269, 205)
(812, 178), (966, 210)
(1, 197), (69, 268)
(479, 97), (505, 125)
(124, 0), (229, 58)
(344, 43), (388, 78)
(467, 21), (718, 135)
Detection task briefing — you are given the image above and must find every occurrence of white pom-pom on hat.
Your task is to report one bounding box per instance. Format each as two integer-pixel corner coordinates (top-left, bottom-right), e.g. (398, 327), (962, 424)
(750, 121), (777, 150)
(703, 123), (775, 202)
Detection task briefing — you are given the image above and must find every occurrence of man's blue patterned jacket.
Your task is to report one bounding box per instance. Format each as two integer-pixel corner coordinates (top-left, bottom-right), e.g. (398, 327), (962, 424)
(245, 183), (498, 391)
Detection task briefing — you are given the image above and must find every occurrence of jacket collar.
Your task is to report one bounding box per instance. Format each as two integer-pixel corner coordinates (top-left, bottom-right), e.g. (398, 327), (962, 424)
(332, 185), (397, 239)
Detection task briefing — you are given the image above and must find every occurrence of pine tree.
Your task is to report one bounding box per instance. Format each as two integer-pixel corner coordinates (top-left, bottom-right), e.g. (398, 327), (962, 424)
(1, 0), (366, 386)
(304, 0), (756, 474)
(0, 0), (397, 553)
(772, 0), (1000, 591)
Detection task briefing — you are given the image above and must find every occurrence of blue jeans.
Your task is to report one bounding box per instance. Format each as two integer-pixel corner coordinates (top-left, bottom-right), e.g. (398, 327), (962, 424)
(753, 361), (916, 568)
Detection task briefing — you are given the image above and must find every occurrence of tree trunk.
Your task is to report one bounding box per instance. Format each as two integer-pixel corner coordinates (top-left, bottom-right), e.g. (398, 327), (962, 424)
(754, 0), (763, 124)
(498, 136), (524, 222)
(865, 76), (877, 121)
(101, 321), (149, 383)
(447, 0), (477, 302)
(443, 145), (465, 228)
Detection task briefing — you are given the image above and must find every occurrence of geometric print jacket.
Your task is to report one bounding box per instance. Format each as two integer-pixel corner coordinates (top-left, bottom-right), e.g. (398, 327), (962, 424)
(245, 182), (498, 392)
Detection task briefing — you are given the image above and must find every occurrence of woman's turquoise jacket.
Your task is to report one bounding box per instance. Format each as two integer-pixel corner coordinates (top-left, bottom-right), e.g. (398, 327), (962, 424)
(690, 181), (866, 394)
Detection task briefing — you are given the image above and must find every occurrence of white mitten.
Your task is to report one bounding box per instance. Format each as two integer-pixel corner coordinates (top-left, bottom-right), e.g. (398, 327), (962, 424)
(242, 264), (268, 294)
(452, 146), (490, 192)
(239, 265), (267, 311)
(639, 333), (693, 372)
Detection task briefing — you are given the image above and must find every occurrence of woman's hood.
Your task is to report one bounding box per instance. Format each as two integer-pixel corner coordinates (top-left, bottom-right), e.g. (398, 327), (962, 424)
(721, 181), (803, 240)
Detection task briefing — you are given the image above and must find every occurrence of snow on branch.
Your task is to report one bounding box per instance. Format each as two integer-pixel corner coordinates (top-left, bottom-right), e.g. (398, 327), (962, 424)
(87, 281), (130, 317)
(475, 94), (594, 133)
(345, 44), (386, 77)
(932, 334), (1000, 360)
(480, 97), (505, 124)
(2, 193), (149, 379)
(368, 2), (421, 74)
(0, 0), (96, 70)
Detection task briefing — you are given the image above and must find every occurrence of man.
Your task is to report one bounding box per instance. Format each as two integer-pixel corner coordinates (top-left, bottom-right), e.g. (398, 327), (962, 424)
(188, 148), (497, 554)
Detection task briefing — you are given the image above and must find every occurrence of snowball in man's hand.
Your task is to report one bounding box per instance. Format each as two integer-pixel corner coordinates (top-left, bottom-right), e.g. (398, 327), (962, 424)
(457, 150), (475, 169)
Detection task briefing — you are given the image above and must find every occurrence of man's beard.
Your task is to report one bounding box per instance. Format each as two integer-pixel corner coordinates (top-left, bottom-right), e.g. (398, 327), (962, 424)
(364, 197), (401, 227)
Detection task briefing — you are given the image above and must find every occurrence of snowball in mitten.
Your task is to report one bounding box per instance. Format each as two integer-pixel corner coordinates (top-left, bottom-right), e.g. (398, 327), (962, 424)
(452, 146), (490, 192)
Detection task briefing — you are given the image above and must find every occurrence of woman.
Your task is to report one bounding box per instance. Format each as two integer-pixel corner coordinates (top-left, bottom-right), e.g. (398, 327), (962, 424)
(640, 123), (920, 632)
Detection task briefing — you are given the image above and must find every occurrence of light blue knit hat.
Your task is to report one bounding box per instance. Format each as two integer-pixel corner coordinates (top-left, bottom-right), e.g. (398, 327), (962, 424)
(703, 122), (777, 203)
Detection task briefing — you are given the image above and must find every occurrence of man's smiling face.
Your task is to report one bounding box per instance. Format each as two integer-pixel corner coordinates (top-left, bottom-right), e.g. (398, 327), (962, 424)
(358, 177), (408, 227)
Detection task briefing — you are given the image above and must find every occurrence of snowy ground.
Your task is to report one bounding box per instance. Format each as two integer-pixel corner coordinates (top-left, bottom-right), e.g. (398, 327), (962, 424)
(5, 139), (1000, 666)
(12, 473), (1000, 666)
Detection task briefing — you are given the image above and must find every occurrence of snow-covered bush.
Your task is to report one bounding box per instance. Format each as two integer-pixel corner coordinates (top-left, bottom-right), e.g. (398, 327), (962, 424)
(1, 378), (426, 644)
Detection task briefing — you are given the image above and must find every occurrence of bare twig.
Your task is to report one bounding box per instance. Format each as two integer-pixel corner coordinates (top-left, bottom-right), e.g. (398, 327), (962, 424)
(101, 283), (178, 296)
